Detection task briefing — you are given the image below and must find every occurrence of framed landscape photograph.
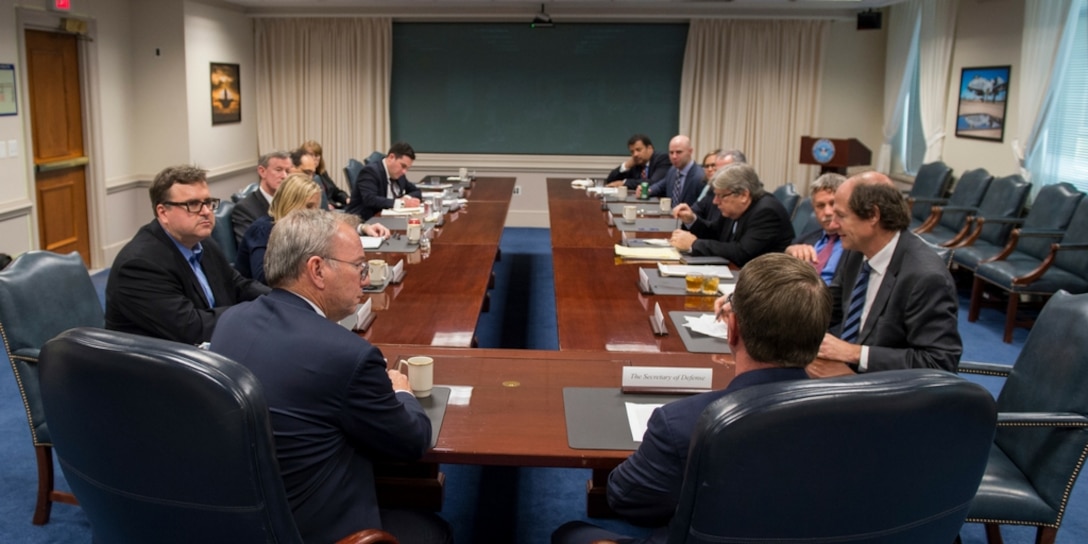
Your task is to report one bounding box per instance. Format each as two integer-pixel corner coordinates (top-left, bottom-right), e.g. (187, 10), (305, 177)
(210, 62), (241, 125)
(955, 65), (1010, 142)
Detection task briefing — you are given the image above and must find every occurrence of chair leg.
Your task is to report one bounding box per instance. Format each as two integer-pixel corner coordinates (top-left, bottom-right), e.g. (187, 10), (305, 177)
(1035, 526), (1058, 544)
(33, 445), (55, 525)
(1004, 293), (1019, 343)
(969, 276), (984, 322)
(984, 523), (1004, 544)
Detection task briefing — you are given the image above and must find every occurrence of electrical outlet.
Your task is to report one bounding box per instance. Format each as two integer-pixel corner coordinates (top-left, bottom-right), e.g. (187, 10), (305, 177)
(513, 186), (522, 195)
(6, 140), (16, 157)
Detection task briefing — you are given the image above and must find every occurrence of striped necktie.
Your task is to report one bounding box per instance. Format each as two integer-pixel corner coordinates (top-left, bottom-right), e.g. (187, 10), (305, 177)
(673, 171), (684, 200)
(839, 261), (870, 343)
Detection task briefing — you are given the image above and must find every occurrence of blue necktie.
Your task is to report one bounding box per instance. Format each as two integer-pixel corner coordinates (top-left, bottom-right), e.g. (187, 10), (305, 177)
(188, 252), (216, 308)
(673, 171), (684, 200)
(840, 261), (870, 343)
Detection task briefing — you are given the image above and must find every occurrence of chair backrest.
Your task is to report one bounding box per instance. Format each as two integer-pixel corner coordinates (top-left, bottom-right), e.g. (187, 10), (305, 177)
(1012, 182), (1084, 261)
(994, 291), (1088, 519)
(791, 197), (818, 241)
(937, 168), (993, 231)
(669, 369), (996, 544)
(363, 150), (385, 165)
(909, 161), (953, 221)
(975, 174), (1031, 245)
(1053, 198), (1088, 276)
(344, 158), (365, 193)
(39, 327), (304, 543)
(231, 182), (259, 203)
(210, 199), (238, 265)
(772, 183), (800, 219)
(0, 250), (104, 445)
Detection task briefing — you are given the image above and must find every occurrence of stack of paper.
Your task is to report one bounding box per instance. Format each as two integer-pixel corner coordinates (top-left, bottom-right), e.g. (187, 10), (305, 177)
(682, 313), (728, 339)
(359, 236), (383, 250)
(382, 207), (423, 216)
(571, 179), (594, 189)
(615, 244), (681, 261)
(657, 264), (734, 279)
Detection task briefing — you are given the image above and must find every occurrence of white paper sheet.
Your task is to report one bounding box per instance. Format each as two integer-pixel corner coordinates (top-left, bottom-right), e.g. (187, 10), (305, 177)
(626, 402), (665, 442)
(683, 313), (729, 340)
(657, 263), (734, 279)
(437, 384), (473, 406)
(615, 244), (681, 261)
(359, 236), (383, 249)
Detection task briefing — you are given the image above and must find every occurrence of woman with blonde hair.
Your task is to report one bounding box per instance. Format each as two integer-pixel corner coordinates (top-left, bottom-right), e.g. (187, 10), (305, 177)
(236, 174), (323, 283)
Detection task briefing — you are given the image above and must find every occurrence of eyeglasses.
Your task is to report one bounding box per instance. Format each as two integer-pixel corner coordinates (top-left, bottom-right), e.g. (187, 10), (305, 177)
(162, 198), (221, 214)
(325, 257), (370, 280)
(712, 191), (735, 200)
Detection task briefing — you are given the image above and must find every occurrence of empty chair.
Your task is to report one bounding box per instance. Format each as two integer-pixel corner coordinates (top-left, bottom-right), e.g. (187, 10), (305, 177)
(944, 174), (1031, 250)
(210, 199), (237, 265)
(667, 369), (995, 544)
(363, 150), (385, 165)
(791, 197), (819, 240)
(38, 327), (398, 544)
(0, 251), (99, 524)
(959, 291), (1088, 544)
(344, 158), (365, 194)
(905, 161), (953, 228)
(953, 181), (1080, 273)
(914, 168), (994, 245)
(231, 181), (259, 203)
(772, 183), (800, 219)
(971, 197), (1088, 342)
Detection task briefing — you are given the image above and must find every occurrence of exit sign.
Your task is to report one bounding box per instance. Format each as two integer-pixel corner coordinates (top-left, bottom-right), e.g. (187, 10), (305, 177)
(54, 0), (71, 11)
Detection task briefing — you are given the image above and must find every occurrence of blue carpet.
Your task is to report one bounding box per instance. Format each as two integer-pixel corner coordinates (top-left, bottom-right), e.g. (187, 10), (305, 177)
(2, 229), (1085, 543)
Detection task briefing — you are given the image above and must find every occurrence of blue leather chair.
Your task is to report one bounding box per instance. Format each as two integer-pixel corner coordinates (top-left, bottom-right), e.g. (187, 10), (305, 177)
(905, 161), (953, 227)
(953, 181), (1079, 273)
(667, 369), (996, 544)
(914, 168), (994, 245)
(38, 327), (398, 544)
(772, 183), (800, 219)
(210, 199), (237, 265)
(344, 158), (365, 194)
(790, 197), (819, 241)
(363, 150), (385, 165)
(231, 181), (259, 203)
(970, 197), (1088, 342)
(0, 250), (99, 524)
(945, 174), (1031, 250)
(959, 290), (1088, 544)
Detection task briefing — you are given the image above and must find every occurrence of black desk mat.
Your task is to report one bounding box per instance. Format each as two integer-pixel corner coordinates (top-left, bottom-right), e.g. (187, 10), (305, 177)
(606, 203), (670, 217)
(669, 311), (731, 354)
(603, 195), (660, 204)
(639, 268), (736, 296)
(564, 387), (688, 450)
(419, 386), (450, 449)
(615, 218), (681, 232)
(367, 216), (408, 231)
(367, 236), (420, 254)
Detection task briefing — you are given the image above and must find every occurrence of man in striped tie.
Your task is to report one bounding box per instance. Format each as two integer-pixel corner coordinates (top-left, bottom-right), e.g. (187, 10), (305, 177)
(814, 172), (961, 374)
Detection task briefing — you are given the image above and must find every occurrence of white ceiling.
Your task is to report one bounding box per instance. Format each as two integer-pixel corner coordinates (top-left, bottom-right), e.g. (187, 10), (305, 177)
(215, 0), (901, 21)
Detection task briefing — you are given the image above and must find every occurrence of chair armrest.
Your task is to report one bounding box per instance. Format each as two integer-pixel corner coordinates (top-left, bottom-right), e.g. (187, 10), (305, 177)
(997, 412), (1088, 428)
(1016, 228), (1065, 238)
(11, 347), (40, 363)
(977, 216), (1025, 225)
(937, 205), (980, 214)
(958, 361), (1011, 377)
(336, 529), (399, 544)
(911, 196), (949, 205)
(1055, 242), (1088, 251)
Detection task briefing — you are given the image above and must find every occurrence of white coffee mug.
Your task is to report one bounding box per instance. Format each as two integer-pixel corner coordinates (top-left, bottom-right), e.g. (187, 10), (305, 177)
(660, 197), (672, 212)
(407, 221), (422, 243)
(368, 259), (388, 285)
(623, 205), (637, 224)
(458, 167), (468, 180)
(397, 356), (434, 397)
(615, 186), (628, 200)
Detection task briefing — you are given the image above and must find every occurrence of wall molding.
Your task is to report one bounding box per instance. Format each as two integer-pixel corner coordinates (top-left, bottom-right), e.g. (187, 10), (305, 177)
(0, 200), (33, 222)
(415, 154), (621, 174)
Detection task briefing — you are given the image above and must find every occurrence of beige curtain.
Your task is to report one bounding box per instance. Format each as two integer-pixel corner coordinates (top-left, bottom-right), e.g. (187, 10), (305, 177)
(679, 19), (830, 192)
(876, 1), (921, 173)
(917, 0), (959, 163)
(255, 18), (391, 189)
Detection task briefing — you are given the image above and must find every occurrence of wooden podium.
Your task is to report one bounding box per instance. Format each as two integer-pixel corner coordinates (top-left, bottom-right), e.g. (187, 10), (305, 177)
(800, 137), (871, 175)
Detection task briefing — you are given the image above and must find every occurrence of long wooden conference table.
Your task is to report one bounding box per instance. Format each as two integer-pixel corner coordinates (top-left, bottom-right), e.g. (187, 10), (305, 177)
(363, 176), (734, 515)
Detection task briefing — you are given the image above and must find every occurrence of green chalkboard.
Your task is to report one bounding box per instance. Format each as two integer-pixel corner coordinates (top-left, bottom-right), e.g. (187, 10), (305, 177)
(391, 23), (688, 155)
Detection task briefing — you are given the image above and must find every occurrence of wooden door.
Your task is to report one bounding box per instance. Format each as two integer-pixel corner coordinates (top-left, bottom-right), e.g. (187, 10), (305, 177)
(25, 29), (91, 266)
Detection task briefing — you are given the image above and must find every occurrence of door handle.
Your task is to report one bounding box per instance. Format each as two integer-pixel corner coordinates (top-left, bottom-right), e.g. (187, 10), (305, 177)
(36, 156), (89, 173)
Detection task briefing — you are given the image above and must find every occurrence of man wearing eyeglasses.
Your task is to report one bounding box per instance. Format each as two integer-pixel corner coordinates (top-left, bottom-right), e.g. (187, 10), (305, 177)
(210, 210), (451, 544)
(106, 165), (269, 345)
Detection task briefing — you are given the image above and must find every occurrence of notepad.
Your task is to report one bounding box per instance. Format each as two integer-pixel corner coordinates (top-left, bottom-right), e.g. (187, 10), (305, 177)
(359, 236), (383, 249)
(657, 264), (734, 280)
(614, 244), (681, 261)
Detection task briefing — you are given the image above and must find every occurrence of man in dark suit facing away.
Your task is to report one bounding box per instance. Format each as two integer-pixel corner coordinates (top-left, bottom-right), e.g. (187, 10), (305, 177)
(346, 141), (423, 221)
(786, 172), (847, 284)
(106, 165), (269, 345)
(551, 253), (831, 544)
(814, 172), (961, 374)
(605, 133), (671, 189)
(210, 210), (451, 544)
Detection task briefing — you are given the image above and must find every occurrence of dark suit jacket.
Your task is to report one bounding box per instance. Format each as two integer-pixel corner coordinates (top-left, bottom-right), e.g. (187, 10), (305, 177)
(105, 219), (269, 345)
(346, 160), (422, 220)
(210, 290), (431, 544)
(231, 188), (270, 244)
(688, 193), (794, 266)
(235, 215), (273, 284)
(315, 171), (349, 209)
(829, 232), (961, 372)
(648, 163), (706, 207)
(606, 151), (671, 189)
(691, 187), (720, 222)
(607, 367), (809, 531)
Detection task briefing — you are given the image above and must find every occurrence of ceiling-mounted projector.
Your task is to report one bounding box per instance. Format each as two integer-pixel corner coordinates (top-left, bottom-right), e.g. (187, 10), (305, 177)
(532, 3), (553, 28)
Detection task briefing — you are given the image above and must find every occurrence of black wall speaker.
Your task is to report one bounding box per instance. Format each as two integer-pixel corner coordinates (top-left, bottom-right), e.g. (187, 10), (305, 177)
(857, 10), (883, 30)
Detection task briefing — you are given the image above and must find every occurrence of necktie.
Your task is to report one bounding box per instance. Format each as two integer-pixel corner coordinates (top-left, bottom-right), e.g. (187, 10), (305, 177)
(816, 234), (839, 274)
(673, 172), (684, 200)
(641, 164), (649, 179)
(188, 252), (216, 308)
(839, 261), (870, 343)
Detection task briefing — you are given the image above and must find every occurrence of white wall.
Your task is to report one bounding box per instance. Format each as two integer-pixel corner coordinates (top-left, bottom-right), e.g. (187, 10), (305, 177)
(942, 0), (1024, 180)
(817, 19), (887, 171)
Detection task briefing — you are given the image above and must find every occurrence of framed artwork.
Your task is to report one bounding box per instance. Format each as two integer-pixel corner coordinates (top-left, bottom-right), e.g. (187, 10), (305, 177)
(210, 62), (240, 125)
(0, 64), (16, 116)
(955, 65), (1010, 142)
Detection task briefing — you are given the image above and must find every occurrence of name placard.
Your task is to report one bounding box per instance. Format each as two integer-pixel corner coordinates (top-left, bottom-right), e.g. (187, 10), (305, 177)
(622, 366), (712, 393)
